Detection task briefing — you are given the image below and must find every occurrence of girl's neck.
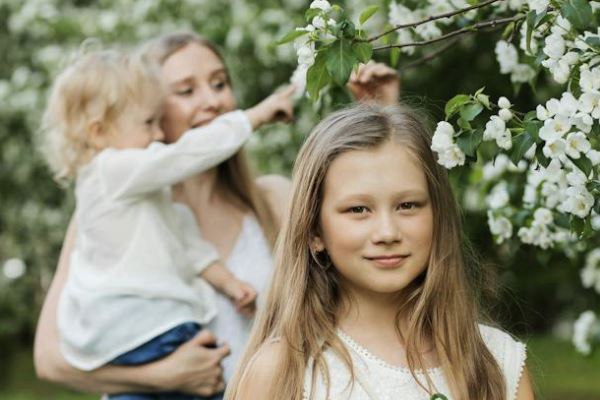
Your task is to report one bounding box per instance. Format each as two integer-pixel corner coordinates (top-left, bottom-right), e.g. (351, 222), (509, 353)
(338, 286), (405, 338)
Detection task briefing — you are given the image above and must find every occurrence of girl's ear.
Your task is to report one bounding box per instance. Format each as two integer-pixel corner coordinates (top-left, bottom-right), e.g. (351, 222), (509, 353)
(86, 120), (109, 150)
(310, 236), (325, 252)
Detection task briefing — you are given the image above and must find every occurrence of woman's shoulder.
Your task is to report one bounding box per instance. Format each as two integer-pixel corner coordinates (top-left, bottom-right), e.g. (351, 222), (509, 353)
(255, 174), (291, 223)
(478, 324), (527, 399)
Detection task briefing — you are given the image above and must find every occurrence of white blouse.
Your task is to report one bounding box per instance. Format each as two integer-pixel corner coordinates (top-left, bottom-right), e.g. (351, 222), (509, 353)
(58, 111), (252, 371)
(303, 325), (526, 400)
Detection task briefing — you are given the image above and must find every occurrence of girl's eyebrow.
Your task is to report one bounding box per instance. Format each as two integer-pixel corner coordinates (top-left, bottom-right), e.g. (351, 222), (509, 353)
(168, 68), (228, 87)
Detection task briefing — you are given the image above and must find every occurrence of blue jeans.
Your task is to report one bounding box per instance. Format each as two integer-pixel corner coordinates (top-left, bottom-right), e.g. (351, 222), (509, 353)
(108, 322), (222, 400)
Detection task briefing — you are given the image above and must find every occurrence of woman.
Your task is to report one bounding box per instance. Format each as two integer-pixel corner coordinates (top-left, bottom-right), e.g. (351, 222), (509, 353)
(34, 32), (400, 398)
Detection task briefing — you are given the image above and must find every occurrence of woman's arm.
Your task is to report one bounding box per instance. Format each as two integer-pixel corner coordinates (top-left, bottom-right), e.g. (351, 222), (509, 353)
(347, 61), (401, 106)
(33, 215), (230, 396)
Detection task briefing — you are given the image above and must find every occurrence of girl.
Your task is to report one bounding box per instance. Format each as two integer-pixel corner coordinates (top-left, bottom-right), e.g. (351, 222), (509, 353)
(227, 103), (534, 400)
(41, 48), (293, 399)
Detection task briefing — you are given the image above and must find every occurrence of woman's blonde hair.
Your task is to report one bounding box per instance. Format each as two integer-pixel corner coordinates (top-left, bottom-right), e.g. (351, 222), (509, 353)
(227, 103), (505, 399)
(41, 48), (164, 181)
(141, 32), (278, 246)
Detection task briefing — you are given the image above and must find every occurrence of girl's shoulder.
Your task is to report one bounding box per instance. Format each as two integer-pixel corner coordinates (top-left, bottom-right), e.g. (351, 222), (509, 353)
(234, 338), (286, 397)
(478, 324), (527, 400)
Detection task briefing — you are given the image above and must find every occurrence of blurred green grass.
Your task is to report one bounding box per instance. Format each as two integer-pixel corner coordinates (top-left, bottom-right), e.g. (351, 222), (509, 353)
(1, 335), (599, 399)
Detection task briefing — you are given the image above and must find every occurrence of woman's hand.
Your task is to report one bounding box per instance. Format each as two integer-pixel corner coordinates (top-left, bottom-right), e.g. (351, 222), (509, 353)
(157, 330), (231, 396)
(347, 62), (400, 106)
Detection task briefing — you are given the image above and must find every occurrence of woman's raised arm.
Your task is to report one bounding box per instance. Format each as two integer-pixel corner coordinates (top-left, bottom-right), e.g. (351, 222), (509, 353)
(33, 214), (230, 396)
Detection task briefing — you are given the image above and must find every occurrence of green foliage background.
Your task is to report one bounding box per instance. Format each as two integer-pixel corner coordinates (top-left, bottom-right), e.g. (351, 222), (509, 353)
(0, 0), (596, 386)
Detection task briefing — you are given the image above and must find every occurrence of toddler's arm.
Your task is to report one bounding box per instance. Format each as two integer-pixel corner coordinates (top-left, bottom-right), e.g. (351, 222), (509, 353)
(99, 86), (295, 201)
(201, 262), (257, 318)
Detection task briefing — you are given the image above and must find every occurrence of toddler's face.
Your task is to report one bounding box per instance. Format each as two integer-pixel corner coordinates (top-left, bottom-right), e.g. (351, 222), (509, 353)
(107, 103), (164, 149)
(315, 140), (434, 297)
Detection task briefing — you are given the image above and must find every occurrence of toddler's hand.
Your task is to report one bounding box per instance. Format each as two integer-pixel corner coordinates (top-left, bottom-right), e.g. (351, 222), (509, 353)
(224, 279), (257, 318)
(245, 85), (295, 129)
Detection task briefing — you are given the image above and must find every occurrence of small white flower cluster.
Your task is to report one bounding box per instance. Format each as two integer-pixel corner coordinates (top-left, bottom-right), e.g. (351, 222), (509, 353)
(573, 310), (600, 355)
(517, 207), (558, 249)
(290, 0), (336, 97)
(388, 0), (472, 56)
(581, 249), (600, 294)
(482, 154), (527, 182)
(494, 40), (536, 83)
(541, 16), (577, 84)
(483, 97), (514, 150)
(536, 92), (596, 162)
(487, 210), (513, 244)
(2, 258), (26, 280)
(431, 121), (466, 169)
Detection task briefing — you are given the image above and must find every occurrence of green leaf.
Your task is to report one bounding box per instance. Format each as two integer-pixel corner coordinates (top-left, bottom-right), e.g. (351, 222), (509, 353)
(571, 155), (593, 177)
(390, 47), (400, 67)
(340, 20), (356, 39)
(555, 213), (571, 229)
(431, 394), (449, 400)
(324, 39), (357, 86)
(526, 10), (536, 54)
(359, 5), (379, 25)
(510, 132), (536, 165)
(524, 120), (542, 141)
(456, 129), (483, 157)
(560, 0), (593, 30)
(445, 94), (470, 120)
(524, 111), (537, 121)
(352, 42), (373, 63)
(459, 103), (484, 122)
(306, 51), (331, 99)
(535, 144), (550, 167)
(457, 117), (471, 131)
(276, 29), (309, 45)
(585, 37), (600, 48)
(305, 8), (321, 22)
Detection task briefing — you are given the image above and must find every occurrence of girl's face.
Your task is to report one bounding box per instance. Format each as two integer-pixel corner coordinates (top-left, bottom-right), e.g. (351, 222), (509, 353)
(315, 140), (434, 296)
(160, 43), (237, 144)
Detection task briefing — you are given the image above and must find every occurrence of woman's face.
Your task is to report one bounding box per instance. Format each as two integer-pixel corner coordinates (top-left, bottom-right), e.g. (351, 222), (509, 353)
(160, 43), (237, 143)
(315, 140), (434, 297)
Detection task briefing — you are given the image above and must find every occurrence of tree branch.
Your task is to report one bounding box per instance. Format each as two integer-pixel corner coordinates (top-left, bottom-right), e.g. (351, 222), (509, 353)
(373, 14), (526, 51)
(365, 0), (502, 43)
(399, 38), (462, 71)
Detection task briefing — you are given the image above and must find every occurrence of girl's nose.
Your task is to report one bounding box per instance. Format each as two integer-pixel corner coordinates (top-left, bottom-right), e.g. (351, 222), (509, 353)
(371, 212), (401, 244)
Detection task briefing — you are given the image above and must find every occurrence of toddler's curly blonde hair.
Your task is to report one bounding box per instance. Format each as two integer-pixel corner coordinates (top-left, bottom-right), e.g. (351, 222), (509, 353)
(41, 48), (165, 182)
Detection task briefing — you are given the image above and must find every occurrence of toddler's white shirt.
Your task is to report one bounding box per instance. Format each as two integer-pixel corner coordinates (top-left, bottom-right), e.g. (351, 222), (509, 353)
(58, 111), (251, 370)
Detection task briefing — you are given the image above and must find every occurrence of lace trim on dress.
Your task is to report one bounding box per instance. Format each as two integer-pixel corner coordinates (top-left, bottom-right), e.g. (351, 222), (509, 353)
(336, 329), (443, 376)
(509, 341), (527, 400)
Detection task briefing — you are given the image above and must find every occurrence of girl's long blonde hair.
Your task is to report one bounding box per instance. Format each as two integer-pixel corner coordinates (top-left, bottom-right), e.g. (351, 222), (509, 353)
(141, 32), (278, 246)
(227, 103), (505, 399)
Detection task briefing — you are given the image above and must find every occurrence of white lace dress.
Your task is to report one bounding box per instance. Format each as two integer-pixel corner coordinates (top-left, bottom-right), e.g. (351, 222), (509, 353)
(303, 325), (526, 400)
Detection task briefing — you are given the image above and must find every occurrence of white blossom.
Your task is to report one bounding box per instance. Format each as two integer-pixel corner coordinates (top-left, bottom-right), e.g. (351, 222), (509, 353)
(312, 16), (326, 30)
(543, 138), (567, 159)
(436, 145), (466, 169)
(565, 132), (592, 159)
(3, 258), (26, 280)
(581, 249), (600, 293)
(498, 96), (511, 109)
(587, 149), (600, 166)
(539, 116), (571, 141)
(487, 211), (513, 243)
(498, 108), (513, 122)
(510, 64), (536, 83)
(310, 0), (331, 11)
(486, 182), (510, 209)
(528, 0), (550, 13)
(573, 311), (600, 355)
(484, 116), (505, 141)
(431, 121), (455, 152)
(495, 41), (519, 74)
(561, 186), (594, 218)
(580, 92), (600, 119)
